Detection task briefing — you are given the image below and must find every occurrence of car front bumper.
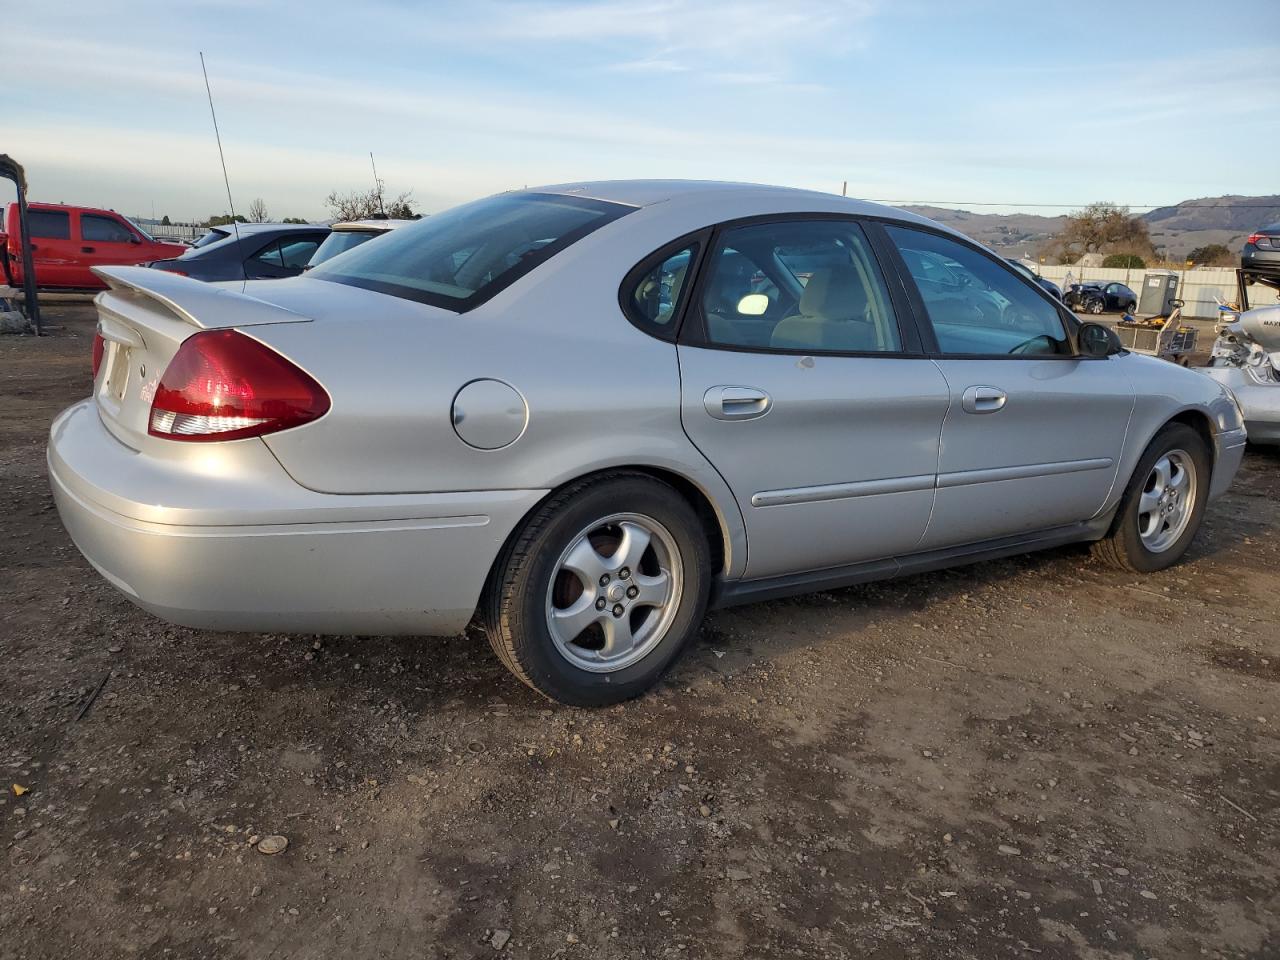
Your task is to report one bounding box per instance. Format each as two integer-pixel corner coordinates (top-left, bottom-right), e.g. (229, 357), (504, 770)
(1202, 367), (1280, 447)
(48, 400), (546, 636)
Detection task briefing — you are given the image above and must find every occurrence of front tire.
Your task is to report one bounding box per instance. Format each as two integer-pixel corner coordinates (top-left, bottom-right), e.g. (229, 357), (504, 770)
(1092, 424), (1210, 573)
(1088, 298), (1105, 315)
(482, 473), (711, 706)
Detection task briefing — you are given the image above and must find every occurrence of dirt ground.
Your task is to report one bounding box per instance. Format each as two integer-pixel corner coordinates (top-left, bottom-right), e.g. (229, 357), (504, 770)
(3, 305), (1278, 960)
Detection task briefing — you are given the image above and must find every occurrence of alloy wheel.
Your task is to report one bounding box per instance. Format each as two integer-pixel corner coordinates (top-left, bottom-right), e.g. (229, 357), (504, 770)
(544, 512), (683, 673)
(1137, 449), (1196, 553)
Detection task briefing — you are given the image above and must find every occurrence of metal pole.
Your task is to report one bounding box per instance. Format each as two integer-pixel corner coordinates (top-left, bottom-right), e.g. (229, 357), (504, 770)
(14, 178), (41, 336)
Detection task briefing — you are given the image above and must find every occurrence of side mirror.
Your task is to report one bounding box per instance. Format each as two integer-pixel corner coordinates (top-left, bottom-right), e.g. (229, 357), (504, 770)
(1077, 321), (1123, 358)
(130, 236), (142, 244)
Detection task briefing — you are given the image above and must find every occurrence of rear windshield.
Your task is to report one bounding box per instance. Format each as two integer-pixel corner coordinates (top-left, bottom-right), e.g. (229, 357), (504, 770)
(307, 229), (378, 269)
(308, 192), (633, 311)
(191, 228), (229, 249)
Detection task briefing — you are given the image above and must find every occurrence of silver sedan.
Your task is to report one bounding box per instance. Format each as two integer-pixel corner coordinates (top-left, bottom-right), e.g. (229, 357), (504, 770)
(50, 181), (1248, 705)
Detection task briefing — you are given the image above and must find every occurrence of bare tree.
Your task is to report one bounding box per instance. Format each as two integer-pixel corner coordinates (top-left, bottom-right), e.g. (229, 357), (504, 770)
(248, 197), (269, 223)
(324, 185), (414, 221)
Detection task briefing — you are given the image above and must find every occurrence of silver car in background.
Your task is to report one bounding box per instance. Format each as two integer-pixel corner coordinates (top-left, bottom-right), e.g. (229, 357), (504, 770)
(49, 181), (1247, 705)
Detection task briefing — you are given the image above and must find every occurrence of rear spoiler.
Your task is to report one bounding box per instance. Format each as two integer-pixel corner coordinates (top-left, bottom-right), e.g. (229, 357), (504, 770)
(91, 265), (311, 329)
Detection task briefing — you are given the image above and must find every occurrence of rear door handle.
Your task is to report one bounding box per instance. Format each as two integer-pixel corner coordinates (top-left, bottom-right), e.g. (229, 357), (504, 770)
(703, 385), (772, 421)
(961, 385), (1007, 414)
(81, 246), (96, 254)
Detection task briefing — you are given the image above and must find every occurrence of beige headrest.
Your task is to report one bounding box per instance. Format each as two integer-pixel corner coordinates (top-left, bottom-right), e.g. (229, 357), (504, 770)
(799, 265), (868, 321)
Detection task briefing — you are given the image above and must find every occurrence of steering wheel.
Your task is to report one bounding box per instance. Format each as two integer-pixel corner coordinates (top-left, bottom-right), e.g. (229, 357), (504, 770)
(1009, 335), (1053, 355)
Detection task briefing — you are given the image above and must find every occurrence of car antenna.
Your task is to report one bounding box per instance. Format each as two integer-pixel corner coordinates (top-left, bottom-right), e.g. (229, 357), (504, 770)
(370, 152), (386, 216)
(199, 52), (246, 290)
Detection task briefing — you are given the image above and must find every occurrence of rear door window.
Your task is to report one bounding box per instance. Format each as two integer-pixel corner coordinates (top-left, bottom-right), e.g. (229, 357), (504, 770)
(252, 240), (285, 268)
(308, 192), (632, 311)
(691, 218), (902, 354)
(29, 210), (71, 239)
(277, 237), (322, 269)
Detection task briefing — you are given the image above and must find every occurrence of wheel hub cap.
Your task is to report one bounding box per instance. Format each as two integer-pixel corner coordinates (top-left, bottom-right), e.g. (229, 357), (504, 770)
(1137, 449), (1196, 554)
(545, 513), (683, 674)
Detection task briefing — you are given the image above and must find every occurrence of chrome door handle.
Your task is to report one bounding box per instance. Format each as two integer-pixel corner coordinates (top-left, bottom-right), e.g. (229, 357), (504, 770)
(704, 385), (772, 421)
(961, 385), (1007, 414)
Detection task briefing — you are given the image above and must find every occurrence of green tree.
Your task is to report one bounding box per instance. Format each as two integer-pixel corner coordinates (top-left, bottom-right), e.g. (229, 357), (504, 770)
(1042, 202), (1155, 264)
(160, 214), (171, 226)
(1186, 243), (1233, 266)
(205, 214), (248, 227)
(1102, 254), (1145, 268)
(281, 217), (309, 224)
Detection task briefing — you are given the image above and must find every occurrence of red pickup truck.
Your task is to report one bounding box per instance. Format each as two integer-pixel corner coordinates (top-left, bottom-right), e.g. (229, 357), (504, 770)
(1, 202), (188, 290)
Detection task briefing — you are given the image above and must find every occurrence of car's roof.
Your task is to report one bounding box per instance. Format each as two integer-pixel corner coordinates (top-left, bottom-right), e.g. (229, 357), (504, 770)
(527, 179), (923, 222)
(23, 201), (128, 217)
(206, 222), (326, 236)
(330, 219), (413, 233)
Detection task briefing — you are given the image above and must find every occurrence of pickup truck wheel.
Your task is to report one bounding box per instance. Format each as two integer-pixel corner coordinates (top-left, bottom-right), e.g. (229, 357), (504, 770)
(1092, 424), (1210, 573)
(483, 473), (711, 707)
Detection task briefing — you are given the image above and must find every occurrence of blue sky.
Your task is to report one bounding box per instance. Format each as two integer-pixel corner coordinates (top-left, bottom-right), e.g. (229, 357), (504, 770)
(7, 0), (1278, 223)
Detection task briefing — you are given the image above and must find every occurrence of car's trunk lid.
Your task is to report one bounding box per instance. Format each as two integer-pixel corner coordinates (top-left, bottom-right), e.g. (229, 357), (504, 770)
(91, 266), (312, 449)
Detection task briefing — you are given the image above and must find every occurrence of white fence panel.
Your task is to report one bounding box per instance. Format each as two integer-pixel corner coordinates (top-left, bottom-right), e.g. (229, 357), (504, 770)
(1035, 265), (1280, 319)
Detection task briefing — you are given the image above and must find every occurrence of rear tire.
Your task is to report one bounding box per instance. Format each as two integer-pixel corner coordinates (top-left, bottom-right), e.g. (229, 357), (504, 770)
(1092, 423), (1210, 573)
(482, 473), (711, 706)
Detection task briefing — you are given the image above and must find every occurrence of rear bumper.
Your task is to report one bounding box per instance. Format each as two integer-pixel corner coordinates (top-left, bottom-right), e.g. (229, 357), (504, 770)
(1242, 248), (1280, 273)
(49, 400), (546, 635)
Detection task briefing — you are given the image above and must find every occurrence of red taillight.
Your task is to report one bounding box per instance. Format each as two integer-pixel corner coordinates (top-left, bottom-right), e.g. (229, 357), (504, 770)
(1247, 233), (1263, 245)
(91, 332), (105, 379)
(148, 329), (329, 442)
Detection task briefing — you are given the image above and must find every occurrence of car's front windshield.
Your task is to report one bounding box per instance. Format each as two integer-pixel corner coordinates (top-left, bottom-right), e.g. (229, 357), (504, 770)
(123, 215), (156, 242)
(307, 192), (633, 311)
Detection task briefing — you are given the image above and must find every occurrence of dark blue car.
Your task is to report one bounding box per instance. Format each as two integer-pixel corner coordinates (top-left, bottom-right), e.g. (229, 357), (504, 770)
(148, 223), (330, 282)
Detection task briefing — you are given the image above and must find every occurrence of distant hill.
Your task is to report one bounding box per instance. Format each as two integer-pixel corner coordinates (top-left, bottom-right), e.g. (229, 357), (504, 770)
(902, 206), (1066, 260)
(1142, 195), (1280, 260)
(903, 195), (1280, 261)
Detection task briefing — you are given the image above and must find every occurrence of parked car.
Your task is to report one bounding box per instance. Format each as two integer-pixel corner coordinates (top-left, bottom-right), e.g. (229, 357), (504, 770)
(50, 181), (1246, 706)
(1241, 223), (1280, 281)
(1063, 281), (1138, 315)
(1, 202), (187, 290)
(1005, 259), (1062, 299)
(147, 222), (330, 282)
(306, 218), (412, 270)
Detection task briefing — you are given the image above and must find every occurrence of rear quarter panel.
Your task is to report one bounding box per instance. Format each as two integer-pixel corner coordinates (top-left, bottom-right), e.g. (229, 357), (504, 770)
(253, 211), (753, 575)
